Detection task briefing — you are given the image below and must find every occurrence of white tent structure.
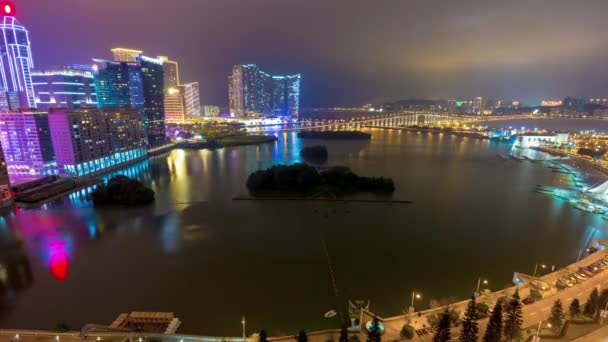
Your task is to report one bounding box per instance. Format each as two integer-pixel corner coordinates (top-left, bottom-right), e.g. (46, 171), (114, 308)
(587, 180), (608, 195)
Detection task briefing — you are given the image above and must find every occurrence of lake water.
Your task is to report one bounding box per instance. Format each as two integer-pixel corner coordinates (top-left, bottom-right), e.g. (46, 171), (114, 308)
(0, 126), (606, 336)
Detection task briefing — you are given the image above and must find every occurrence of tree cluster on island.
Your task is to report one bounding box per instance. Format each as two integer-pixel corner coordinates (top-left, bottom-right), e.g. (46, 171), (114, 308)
(297, 131), (372, 140)
(92, 175), (155, 206)
(246, 163), (395, 194)
(577, 147), (607, 160)
(300, 145), (328, 163)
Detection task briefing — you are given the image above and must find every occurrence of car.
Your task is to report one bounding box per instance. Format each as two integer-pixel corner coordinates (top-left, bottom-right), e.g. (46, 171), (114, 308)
(574, 272), (587, 280)
(581, 270), (594, 277)
(568, 275), (580, 283)
(587, 266), (600, 274)
(523, 297), (535, 305)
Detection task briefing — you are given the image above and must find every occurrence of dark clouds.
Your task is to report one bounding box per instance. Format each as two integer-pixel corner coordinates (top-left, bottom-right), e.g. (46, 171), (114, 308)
(17, 0), (608, 106)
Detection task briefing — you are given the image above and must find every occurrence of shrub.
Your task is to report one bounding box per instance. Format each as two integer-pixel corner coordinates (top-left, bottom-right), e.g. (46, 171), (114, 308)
(92, 175), (154, 206)
(476, 302), (490, 318)
(400, 324), (415, 340)
(530, 288), (543, 300)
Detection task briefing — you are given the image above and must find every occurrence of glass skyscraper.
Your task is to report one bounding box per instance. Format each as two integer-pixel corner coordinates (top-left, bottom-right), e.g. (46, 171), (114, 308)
(93, 56), (166, 147)
(139, 56), (166, 147)
(181, 82), (201, 117)
(229, 64), (300, 118)
(93, 59), (136, 109)
(0, 15), (36, 109)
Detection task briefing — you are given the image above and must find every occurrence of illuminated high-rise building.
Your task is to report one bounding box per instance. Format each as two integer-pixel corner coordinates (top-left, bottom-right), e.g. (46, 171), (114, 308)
(229, 64), (299, 118)
(93, 56), (166, 147)
(181, 82), (201, 116)
(93, 59), (138, 109)
(32, 66), (97, 110)
(157, 56), (182, 124)
(471, 97), (484, 115)
(0, 112), (55, 178)
(272, 74), (301, 118)
(203, 105), (220, 117)
(157, 56), (179, 89)
(229, 64), (270, 117)
(0, 3), (36, 110)
(48, 108), (147, 177)
(138, 56), (166, 147)
(111, 48), (143, 63)
(164, 87), (185, 123)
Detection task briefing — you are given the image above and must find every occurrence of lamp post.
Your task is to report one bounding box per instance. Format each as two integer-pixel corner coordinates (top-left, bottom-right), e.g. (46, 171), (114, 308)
(476, 278), (488, 297)
(242, 317), (246, 342)
(533, 263), (546, 277)
(409, 291), (421, 314)
(535, 320), (551, 340)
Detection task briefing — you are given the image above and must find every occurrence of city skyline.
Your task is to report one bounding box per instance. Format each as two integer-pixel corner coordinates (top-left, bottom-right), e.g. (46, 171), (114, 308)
(13, 0), (608, 107)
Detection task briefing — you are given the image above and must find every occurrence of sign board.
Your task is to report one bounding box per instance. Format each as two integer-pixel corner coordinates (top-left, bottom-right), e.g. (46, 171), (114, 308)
(531, 336), (541, 342)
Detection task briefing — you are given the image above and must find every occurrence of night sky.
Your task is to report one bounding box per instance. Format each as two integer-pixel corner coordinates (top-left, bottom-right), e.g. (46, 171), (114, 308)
(17, 0), (608, 107)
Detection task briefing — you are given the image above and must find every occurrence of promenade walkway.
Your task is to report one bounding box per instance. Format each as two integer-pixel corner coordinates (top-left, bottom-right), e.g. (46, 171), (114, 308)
(4, 244), (608, 342)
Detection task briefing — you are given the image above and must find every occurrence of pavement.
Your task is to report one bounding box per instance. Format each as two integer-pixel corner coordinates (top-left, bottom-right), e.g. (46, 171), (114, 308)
(573, 324), (608, 341)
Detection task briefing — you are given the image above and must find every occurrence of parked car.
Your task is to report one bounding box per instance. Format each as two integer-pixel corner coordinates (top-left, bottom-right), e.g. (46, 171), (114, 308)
(523, 297), (535, 305)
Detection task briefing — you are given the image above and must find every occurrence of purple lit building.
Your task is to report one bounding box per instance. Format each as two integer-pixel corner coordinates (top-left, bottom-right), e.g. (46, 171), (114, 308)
(0, 112), (55, 178)
(0, 142), (13, 208)
(48, 108), (147, 177)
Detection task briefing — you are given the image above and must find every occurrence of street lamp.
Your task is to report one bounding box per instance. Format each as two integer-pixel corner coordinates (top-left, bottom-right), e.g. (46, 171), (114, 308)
(476, 278), (489, 297)
(535, 321), (551, 340)
(533, 263), (546, 277)
(242, 316), (246, 341)
(410, 291), (421, 314)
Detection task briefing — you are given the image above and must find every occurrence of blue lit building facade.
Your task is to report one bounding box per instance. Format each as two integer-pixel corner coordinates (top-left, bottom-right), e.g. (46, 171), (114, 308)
(272, 74), (300, 118)
(93, 59), (138, 109)
(48, 108), (147, 177)
(93, 56), (165, 147)
(32, 66), (97, 110)
(229, 64), (300, 118)
(0, 15), (36, 109)
(138, 56), (166, 147)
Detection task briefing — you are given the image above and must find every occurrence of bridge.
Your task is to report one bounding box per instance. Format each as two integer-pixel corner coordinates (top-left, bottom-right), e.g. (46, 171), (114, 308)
(246, 111), (481, 133)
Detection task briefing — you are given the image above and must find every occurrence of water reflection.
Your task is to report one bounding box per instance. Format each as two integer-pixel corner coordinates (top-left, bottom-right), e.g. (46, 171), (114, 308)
(0, 127), (607, 335)
(0, 228), (33, 306)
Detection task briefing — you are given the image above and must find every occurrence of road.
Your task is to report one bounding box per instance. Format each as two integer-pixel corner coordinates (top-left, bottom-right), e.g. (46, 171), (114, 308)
(410, 258), (608, 341)
(573, 323), (608, 341)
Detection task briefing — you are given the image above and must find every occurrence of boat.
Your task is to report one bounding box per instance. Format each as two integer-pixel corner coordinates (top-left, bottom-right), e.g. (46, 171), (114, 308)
(572, 203), (594, 212)
(602, 216), (608, 222)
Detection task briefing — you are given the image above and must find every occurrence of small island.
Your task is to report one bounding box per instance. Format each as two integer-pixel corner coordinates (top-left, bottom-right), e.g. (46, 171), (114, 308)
(246, 163), (395, 195)
(92, 175), (155, 206)
(300, 145), (328, 163)
(182, 135), (278, 149)
(297, 131), (372, 140)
